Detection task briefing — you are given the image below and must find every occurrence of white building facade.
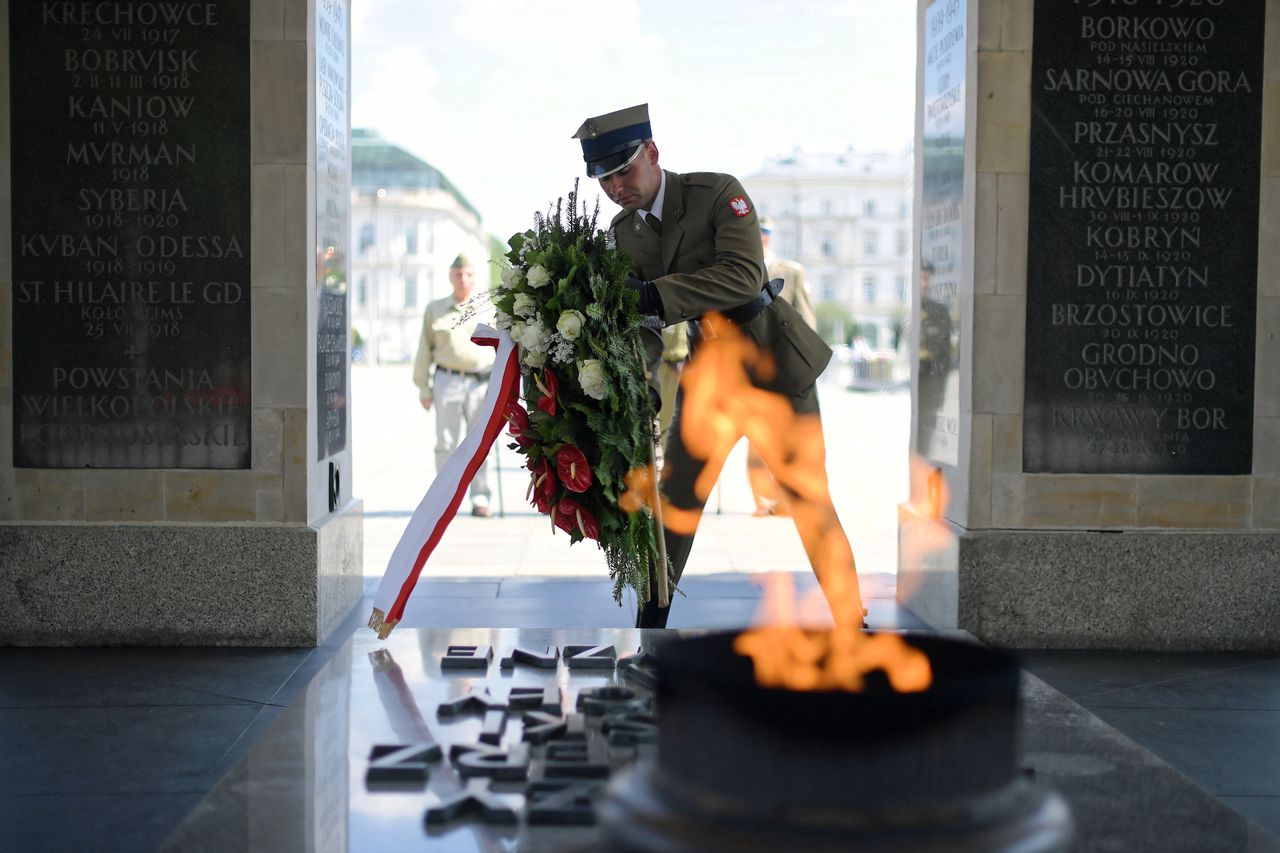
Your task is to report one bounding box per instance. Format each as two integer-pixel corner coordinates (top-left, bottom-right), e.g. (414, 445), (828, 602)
(349, 129), (492, 364)
(744, 149), (913, 350)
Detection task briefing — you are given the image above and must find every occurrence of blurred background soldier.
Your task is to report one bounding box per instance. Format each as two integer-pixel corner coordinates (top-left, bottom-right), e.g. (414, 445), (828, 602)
(917, 259), (952, 448)
(412, 253), (496, 517)
(748, 216), (819, 516)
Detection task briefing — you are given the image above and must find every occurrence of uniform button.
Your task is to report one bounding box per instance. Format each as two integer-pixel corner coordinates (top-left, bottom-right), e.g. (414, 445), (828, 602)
(782, 320), (789, 327)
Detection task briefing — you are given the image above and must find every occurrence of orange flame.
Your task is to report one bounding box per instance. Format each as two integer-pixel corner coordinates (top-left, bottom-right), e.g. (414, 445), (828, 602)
(909, 453), (949, 519)
(734, 573), (932, 693)
(618, 314), (866, 628)
(617, 312), (927, 690)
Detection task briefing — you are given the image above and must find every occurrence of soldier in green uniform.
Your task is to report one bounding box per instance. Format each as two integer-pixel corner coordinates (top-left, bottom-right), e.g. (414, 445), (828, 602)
(573, 104), (864, 629)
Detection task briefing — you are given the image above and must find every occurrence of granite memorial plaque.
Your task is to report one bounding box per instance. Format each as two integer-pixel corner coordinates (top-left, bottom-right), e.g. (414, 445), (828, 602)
(316, 0), (350, 461)
(9, 0), (252, 468)
(1023, 0), (1264, 474)
(916, 0), (966, 467)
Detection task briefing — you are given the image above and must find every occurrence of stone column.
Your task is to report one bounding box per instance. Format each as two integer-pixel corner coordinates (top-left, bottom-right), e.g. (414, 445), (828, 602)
(900, 0), (1280, 650)
(0, 0), (362, 645)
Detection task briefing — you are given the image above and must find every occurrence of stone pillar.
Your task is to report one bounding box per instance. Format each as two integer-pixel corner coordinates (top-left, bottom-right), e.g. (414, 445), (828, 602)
(900, 0), (1280, 650)
(0, 0), (362, 645)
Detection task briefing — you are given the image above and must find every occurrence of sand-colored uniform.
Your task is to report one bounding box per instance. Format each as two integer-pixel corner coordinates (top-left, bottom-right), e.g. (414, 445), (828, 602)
(767, 254), (817, 331)
(611, 171), (856, 625)
(749, 252), (818, 513)
(412, 295), (495, 504)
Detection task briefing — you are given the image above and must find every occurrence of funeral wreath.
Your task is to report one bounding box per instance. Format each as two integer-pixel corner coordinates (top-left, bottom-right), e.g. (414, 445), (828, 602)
(490, 183), (664, 603)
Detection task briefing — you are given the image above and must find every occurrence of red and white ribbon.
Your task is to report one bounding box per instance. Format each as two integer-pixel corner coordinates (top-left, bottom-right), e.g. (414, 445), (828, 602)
(369, 324), (519, 638)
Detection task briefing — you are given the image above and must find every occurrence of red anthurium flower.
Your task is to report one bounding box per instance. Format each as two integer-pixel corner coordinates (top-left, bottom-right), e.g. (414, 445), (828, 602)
(534, 368), (559, 417)
(529, 484), (553, 515)
(526, 457), (556, 499)
(503, 400), (531, 439)
(555, 497), (600, 540)
(556, 445), (593, 493)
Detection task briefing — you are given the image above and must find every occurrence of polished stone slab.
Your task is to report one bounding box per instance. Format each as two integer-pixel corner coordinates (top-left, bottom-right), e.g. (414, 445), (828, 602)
(163, 628), (1280, 852)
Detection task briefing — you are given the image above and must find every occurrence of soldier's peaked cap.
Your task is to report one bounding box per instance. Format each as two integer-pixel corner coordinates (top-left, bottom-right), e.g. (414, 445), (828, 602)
(572, 103), (652, 179)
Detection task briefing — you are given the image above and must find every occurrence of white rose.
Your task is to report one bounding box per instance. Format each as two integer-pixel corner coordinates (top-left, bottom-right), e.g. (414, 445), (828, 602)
(510, 319), (526, 345)
(520, 321), (550, 353)
(522, 348), (546, 368)
(499, 265), (522, 290)
(493, 308), (512, 330)
(526, 264), (551, 289)
(512, 292), (537, 319)
(556, 309), (585, 341)
(578, 359), (608, 401)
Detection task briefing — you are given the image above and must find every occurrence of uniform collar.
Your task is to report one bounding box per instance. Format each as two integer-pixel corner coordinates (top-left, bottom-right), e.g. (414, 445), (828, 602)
(638, 170), (667, 223)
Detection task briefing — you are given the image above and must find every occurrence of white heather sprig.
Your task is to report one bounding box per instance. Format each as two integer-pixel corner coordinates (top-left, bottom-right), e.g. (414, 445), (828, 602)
(549, 334), (575, 365)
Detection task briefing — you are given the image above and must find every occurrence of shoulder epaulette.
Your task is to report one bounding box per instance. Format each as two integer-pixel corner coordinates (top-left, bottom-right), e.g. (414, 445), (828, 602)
(681, 172), (725, 188)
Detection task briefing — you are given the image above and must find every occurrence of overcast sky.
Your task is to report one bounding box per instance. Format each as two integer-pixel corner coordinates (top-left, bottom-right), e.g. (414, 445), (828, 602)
(351, 1), (918, 242)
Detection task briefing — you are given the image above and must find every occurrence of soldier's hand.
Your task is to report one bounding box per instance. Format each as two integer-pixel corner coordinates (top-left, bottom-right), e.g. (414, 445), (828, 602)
(420, 399), (432, 411)
(624, 276), (664, 318)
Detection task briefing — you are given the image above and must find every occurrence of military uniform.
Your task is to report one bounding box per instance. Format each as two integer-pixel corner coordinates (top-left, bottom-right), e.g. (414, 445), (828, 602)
(576, 104), (861, 629)
(611, 171), (843, 626)
(412, 289), (495, 514)
(611, 170), (831, 398)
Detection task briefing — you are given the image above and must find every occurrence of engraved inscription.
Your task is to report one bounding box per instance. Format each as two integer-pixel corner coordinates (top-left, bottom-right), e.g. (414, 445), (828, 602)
(315, 0), (351, 460)
(10, 1), (251, 468)
(1023, 0), (1263, 475)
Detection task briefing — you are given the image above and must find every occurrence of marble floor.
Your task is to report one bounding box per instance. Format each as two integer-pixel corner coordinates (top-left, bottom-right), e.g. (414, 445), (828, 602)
(6, 377), (1279, 850)
(2, 570), (1279, 852)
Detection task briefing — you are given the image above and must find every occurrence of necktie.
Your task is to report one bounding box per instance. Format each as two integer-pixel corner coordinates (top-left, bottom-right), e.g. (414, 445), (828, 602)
(646, 213), (663, 235)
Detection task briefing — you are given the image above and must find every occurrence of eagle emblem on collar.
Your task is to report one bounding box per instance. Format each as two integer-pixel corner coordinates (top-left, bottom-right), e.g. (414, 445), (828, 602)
(728, 195), (751, 217)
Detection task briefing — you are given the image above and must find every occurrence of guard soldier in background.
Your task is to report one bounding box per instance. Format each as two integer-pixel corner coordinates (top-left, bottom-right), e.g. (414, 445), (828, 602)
(573, 103), (864, 628)
(412, 253), (495, 517)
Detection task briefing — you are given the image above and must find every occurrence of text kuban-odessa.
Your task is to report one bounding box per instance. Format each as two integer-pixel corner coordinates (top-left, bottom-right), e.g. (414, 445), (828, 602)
(17, 234), (244, 259)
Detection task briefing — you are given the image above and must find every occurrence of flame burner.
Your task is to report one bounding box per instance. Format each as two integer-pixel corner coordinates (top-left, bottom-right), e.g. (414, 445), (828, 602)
(600, 632), (1074, 852)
